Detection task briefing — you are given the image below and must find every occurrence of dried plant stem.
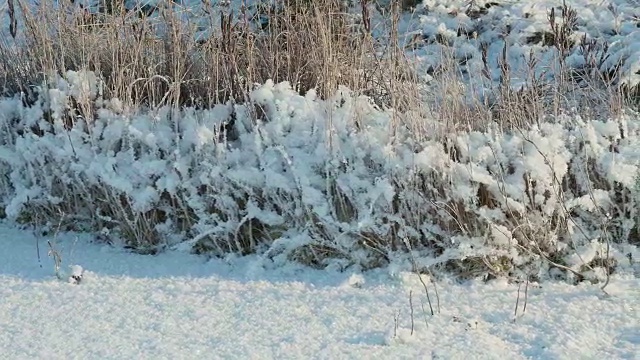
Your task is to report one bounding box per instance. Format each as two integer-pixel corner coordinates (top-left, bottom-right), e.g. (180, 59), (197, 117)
(409, 289), (414, 335)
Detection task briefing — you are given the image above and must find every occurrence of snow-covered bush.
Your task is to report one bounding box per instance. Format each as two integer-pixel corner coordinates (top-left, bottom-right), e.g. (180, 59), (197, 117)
(0, 70), (638, 281)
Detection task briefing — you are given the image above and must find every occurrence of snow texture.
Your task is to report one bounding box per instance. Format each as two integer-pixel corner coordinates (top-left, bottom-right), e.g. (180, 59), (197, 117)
(0, 224), (638, 358)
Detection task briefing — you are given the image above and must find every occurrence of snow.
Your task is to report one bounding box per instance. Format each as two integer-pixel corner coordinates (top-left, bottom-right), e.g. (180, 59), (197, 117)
(67, 264), (85, 284)
(1, 65), (639, 280)
(0, 2), (639, 356)
(0, 224), (638, 358)
(410, 0), (640, 86)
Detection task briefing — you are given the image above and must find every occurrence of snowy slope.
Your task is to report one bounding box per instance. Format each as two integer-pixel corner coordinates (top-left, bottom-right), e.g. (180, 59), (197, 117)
(1, 224), (638, 359)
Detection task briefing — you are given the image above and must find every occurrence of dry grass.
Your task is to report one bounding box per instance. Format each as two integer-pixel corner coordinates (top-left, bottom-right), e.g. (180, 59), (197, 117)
(1, 0), (420, 111)
(2, 0), (631, 126)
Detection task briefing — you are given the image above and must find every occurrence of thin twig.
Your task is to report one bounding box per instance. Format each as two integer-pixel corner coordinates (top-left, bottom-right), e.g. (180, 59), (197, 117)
(47, 240), (62, 279)
(393, 309), (400, 338)
(600, 215), (613, 293)
(36, 236), (42, 268)
(403, 237), (435, 315)
(523, 278), (529, 314)
(513, 282), (521, 321)
(409, 289), (414, 335)
(420, 300), (429, 329)
(418, 272), (434, 316)
(430, 272), (441, 314)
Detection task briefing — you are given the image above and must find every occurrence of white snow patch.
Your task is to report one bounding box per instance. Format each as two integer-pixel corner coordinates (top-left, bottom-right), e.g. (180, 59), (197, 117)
(0, 225), (637, 358)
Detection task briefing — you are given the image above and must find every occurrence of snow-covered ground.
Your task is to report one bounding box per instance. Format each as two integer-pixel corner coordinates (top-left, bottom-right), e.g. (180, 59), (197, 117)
(1, 224), (638, 358)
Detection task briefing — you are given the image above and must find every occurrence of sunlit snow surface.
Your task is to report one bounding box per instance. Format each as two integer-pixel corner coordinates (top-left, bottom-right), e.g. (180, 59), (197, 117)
(0, 225), (637, 358)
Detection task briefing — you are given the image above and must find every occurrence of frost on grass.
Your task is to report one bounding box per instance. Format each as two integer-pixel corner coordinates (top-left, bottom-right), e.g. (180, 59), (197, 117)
(412, 0), (640, 89)
(0, 70), (639, 281)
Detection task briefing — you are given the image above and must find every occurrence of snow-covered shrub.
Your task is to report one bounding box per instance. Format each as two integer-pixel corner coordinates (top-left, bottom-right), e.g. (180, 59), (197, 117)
(393, 116), (640, 280)
(0, 70), (638, 281)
